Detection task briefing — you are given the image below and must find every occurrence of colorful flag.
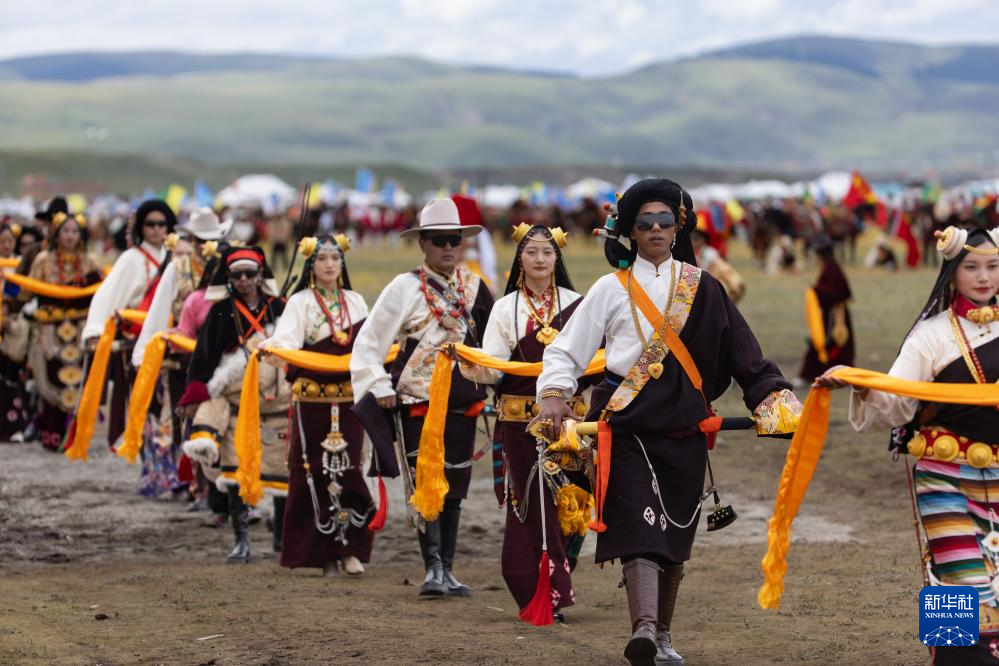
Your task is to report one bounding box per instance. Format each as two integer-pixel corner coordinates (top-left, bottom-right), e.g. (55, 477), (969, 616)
(307, 182), (323, 207)
(842, 170), (878, 209)
(381, 180), (397, 206)
(888, 208), (921, 268)
(725, 199), (745, 223)
(194, 180), (215, 207)
(165, 184), (186, 213)
(66, 193), (88, 215)
(355, 168), (376, 193)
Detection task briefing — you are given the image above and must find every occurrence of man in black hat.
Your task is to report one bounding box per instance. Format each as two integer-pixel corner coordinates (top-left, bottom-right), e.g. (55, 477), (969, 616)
(33, 196), (69, 240)
(534, 178), (800, 666)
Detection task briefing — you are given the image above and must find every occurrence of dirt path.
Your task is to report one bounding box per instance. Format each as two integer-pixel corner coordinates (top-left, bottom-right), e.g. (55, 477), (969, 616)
(1, 408), (928, 665)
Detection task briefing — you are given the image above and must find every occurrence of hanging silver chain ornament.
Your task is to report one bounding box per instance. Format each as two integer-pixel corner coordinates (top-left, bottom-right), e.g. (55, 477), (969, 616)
(295, 402), (370, 545)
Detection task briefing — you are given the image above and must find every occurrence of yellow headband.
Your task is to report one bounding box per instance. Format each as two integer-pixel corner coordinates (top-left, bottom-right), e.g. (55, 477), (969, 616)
(511, 223), (568, 248)
(964, 244), (999, 256)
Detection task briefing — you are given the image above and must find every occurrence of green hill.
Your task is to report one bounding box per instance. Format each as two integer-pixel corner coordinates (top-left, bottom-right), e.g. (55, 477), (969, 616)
(0, 36), (996, 172)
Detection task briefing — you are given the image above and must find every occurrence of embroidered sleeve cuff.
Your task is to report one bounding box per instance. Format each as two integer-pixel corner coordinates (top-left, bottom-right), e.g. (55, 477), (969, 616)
(178, 380), (210, 407)
(752, 388), (803, 436)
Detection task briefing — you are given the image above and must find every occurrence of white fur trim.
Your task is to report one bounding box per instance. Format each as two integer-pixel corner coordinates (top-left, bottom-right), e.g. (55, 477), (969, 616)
(207, 350), (248, 397)
(205, 285), (227, 302)
(215, 475), (238, 493)
(182, 437), (219, 466)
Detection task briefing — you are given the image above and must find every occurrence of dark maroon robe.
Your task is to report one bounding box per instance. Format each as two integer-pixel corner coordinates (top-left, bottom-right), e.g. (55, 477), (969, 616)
(495, 298), (591, 612)
(799, 259), (854, 381)
(586, 271), (791, 564)
(919, 336), (999, 443)
(280, 322), (374, 568)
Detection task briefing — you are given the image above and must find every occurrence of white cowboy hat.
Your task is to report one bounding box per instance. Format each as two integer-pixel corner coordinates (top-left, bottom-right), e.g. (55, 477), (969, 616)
(177, 207), (232, 241)
(400, 197), (483, 239)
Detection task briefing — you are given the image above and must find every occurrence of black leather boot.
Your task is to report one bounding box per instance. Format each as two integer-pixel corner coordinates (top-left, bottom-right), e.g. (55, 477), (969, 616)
(226, 485), (251, 563)
(271, 496), (286, 553)
(439, 504), (471, 597)
(417, 520), (446, 596)
(622, 558), (659, 666)
(655, 564), (685, 665)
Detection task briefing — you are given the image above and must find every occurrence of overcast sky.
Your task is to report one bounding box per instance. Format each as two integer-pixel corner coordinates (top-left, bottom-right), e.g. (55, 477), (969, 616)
(1, 0), (995, 75)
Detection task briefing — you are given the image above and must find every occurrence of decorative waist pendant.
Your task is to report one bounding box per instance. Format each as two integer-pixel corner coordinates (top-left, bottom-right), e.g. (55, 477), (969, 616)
(321, 403), (350, 478)
(642, 338), (667, 379)
(535, 326), (558, 345)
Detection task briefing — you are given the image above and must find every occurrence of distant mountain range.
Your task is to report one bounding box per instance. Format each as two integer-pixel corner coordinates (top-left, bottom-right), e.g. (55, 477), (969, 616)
(0, 36), (996, 173)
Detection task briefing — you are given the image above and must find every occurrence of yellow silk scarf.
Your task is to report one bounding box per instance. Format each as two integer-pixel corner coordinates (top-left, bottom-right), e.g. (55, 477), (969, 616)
(116, 309), (148, 328)
(232, 343), (401, 506)
(758, 366), (999, 610)
(804, 288), (828, 364)
(261, 344), (399, 373)
(117, 332), (196, 464)
(64, 316), (116, 461)
(235, 352), (265, 505)
(411, 343), (606, 521)
(3, 271), (103, 299)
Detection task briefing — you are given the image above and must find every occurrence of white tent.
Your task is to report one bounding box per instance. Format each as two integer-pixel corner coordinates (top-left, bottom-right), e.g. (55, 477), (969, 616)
(480, 185), (522, 209)
(0, 196), (36, 219)
(566, 177), (615, 200)
(216, 174), (298, 214)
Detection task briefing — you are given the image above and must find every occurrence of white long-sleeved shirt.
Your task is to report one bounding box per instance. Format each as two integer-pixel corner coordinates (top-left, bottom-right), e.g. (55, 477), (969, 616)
(537, 255), (678, 400)
(131, 255), (208, 366)
(262, 288), (369, 351)
(463, 286), (581, 385)
(849, 309), (999, 431)
(82, 241), (166, 342)
(350, 267), (472, 401)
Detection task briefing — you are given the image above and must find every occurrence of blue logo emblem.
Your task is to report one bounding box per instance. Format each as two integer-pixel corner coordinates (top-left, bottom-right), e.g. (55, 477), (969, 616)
(919, 586), (979, 647)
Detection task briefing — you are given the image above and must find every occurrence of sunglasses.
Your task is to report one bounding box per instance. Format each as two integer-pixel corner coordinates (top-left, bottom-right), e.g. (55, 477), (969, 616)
(230, 269), (260, 280)
(424, 234), (463, 248)
(634, 212), (676, 231)
(143, 220), (169, 228)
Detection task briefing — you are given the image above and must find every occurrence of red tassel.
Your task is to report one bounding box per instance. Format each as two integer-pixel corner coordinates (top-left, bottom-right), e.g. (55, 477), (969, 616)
(177, 454), (194, 483)
(368, 475), (388, 533)
(588, 421), (611, 533)
(60, 419), (78, 453)
(518, 552), (553, 626)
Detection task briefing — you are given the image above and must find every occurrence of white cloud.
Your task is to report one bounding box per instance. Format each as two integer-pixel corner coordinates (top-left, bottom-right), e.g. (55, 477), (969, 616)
(0, 0), (995, 75)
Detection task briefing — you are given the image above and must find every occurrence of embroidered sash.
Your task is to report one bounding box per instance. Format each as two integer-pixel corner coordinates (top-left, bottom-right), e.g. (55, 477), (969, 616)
(395, 266), (481, 401)
(605, 263), (701, 414)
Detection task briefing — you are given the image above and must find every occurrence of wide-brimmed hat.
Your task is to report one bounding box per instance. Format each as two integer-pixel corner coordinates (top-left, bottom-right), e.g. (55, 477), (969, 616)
(35, 196), (68, 222)
(177, 207), (232, 241)
(400, 197), (482, 239)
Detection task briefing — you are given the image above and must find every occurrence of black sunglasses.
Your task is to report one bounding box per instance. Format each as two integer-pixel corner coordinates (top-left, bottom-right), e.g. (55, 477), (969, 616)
(143, 220), (169, 228)
(634, 212), (676, 231)
(424, 234), (463, 248)
(230, 269), (259, 280)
